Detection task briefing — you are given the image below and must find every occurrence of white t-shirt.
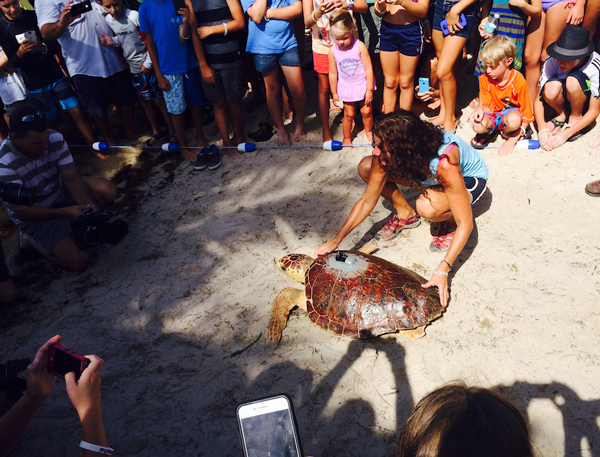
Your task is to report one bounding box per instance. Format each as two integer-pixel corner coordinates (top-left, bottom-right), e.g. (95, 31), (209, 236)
(0, 47), (27, 106)
(36, 0), (125, 77)
(539, 52), (600, 99)
(105, 9), (152, 74)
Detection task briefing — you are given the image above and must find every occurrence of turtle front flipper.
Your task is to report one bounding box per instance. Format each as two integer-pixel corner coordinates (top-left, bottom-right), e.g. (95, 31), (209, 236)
(269, 287), (306, 343)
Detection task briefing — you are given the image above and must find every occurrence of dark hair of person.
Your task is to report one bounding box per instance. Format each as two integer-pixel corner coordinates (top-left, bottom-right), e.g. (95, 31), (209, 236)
(372, 110), (452, 190)
(397, 383), (533, 457)
(9, 105), (48, 137)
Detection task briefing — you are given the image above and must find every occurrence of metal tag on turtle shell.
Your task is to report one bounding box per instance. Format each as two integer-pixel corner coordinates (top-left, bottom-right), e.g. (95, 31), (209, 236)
(327, 252), (364, 272)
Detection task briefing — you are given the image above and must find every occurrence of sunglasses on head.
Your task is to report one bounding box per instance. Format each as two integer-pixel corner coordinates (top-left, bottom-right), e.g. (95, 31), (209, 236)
(21, 111), (45, 123)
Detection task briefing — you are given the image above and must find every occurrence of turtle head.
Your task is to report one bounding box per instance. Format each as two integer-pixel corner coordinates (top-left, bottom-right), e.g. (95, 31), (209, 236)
(275, 254), (314, 284)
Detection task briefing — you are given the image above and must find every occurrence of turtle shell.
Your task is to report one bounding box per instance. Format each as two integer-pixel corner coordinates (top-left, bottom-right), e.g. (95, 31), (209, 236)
(304, 251), (444, 338)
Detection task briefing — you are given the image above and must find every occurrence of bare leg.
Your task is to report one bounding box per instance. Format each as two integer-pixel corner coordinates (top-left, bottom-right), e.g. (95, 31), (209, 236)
(188, 104), (208, 148)
(542, 4), (572, 61)
(380, 50), (400, 114)
(583, 0), (600, 39)
(213, 99), (233, 147)
(227, 100), (245, 145)
(398, 53), (420, 111)
(0, 278), (20, 304)
(153, 98), (175, 136)
(416, 188), (453, 222)
(171, 112), (196, 160)
(67, 106), (95, 146)
(342, 102), (356, 144)
(140, 98), (163, 137)
(263, 68), (290, 146)
(524, 13), (544, 108)
(117, 104), (136, 139)
(435, 34), (467, 132)
(360, 99), (373, 141)
(280, 65), (306, 142)
(317, 73), (333, 142)
(357, 156), (415, 217)
(93, 117), (117, 146)
(565, 75), (587, 125)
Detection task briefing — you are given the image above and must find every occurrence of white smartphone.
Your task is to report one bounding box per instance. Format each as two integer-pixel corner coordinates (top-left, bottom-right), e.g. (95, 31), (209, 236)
(16, 31), (37, 44)
(237, 395), (303, 457)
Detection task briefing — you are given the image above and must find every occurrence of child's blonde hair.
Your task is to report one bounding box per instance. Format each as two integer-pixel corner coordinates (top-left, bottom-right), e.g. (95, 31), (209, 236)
(479, 35), (517, 68)
(330, 10), (358, 39)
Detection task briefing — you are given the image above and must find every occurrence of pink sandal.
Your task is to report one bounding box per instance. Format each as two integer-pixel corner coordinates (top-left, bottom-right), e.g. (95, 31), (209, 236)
(375, 213), (421, 241)
(430, 222), (456, 252)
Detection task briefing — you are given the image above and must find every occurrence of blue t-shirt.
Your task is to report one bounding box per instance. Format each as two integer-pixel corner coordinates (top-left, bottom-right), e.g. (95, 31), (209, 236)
(241, 0), (299, 54)
(421, 131), (489, 186)
(139, 0), (197, 75)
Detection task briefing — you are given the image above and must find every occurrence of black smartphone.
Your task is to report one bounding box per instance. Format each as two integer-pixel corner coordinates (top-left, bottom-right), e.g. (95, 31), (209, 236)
(70, 0), (92, 16)
(173, 0), (186, 15)
(47, 345), (90, 381)
(237, 395), (304, 457)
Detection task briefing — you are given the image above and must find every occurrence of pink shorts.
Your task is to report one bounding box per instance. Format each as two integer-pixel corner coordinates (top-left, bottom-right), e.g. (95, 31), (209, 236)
(313, 51), (329, 74)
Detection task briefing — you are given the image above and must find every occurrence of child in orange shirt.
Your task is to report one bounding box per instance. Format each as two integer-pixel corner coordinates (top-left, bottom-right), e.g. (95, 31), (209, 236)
(468, 35), (533, 155)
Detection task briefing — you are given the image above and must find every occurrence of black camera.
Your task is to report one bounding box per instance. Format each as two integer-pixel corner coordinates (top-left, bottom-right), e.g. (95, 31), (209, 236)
(71, 206), (129, 250)
(0, 182), (35, 206)
(0, 358), (30, 392)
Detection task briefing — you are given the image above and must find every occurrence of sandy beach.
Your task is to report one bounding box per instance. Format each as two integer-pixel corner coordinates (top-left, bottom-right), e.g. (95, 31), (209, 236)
(2, 52), (600, 457)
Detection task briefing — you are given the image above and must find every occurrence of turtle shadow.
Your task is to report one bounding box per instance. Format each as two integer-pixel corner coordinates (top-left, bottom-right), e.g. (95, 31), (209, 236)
(496, 381), (600, 457)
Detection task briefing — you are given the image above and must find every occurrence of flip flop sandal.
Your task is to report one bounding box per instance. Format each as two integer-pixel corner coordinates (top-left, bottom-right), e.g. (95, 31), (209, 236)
(471, 133), (494, 149)
(549, 118), (566, 130)
(248, 123), (275, 142)
(144, 132), (168, 147)
(566, 123), (593, 142)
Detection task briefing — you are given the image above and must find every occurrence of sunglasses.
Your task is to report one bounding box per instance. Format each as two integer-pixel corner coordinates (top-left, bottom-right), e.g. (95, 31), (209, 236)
(21, 111), (45, 123)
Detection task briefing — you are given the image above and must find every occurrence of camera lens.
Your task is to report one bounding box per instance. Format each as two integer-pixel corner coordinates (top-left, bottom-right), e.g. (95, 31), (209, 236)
(0, 182), (36, 206)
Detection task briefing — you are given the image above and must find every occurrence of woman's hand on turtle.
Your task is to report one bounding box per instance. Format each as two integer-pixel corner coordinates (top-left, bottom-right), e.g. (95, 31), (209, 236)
(315, 239), (339, 257)
(422, 273), (449, 308)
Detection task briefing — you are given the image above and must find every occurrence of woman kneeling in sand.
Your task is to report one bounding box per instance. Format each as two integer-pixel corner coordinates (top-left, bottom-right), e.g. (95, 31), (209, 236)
(315, 110), (489, 306)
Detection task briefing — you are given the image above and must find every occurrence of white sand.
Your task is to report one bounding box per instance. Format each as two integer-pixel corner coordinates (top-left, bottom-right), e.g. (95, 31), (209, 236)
(2, 65), (600, 457)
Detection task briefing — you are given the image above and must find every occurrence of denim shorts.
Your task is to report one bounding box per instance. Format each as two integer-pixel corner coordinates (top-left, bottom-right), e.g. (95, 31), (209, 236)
(253, 47), (301, 74)
(432, 0), (478, 39)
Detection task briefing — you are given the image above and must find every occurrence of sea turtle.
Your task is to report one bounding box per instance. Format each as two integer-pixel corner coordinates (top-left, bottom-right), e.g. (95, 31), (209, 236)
(269, 250), (446, 343)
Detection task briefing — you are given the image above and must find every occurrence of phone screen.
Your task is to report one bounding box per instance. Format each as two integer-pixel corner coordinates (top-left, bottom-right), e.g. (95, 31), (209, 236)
(51, 348), (86, 379)
(238, 396), (302, 457)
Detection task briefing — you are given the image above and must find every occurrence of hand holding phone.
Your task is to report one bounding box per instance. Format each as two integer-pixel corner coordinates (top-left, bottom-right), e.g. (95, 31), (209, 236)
(440, 13), (467, 35)
(47, 344), (90, 381)
(70, 0), (92, 16)
(418, 77), (429, 94)
(237, 395), (303, 457)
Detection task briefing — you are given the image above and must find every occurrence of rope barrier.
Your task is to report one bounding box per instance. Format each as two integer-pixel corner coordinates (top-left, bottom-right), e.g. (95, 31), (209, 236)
(69, 140), (374, 153)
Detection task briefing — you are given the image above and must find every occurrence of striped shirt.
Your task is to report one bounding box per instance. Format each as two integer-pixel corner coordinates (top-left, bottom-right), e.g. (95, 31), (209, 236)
(0, 130), (75, 225)
(539, 52), (600, 99)
(193, 0), (241, 70)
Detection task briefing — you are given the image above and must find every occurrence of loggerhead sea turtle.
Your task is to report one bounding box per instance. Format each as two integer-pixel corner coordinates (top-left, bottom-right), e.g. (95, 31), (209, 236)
(269, 250), (446, 343)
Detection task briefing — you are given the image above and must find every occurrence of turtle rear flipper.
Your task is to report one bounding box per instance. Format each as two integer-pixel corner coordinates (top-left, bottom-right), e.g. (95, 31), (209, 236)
(269, 288), (306, 343)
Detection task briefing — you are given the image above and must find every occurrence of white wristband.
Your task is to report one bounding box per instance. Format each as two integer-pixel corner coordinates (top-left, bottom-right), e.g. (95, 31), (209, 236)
(79, 441), (114, 455)
(433, 270), (448, 276)
(311, 9), (318, 23)
(223, 22), (228, 35)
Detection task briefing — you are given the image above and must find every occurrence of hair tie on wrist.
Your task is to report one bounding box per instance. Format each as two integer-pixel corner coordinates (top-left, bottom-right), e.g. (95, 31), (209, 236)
(180, 27), (190, 39)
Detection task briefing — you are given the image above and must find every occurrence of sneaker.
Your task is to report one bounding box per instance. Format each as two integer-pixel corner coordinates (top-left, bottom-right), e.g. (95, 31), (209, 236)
(194, 147), (208, 170)
(375, 213), (421, 241)
(429, 221), (457, 252)
(207, 144), (222, 170)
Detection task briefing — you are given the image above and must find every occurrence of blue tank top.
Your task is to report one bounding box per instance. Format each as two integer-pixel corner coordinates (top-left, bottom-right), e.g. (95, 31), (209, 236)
(421, 131), (489, 186)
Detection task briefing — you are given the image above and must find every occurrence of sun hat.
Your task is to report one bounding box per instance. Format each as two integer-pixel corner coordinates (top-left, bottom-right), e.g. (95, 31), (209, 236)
(547, 24), (595, 61)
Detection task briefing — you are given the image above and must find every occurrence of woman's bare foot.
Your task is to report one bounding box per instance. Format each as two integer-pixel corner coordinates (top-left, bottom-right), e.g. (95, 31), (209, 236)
(342, 137), (352, 146)
(294, 124), (306, 142)
(587, 134), (600, 148)
(277, 128), (291, 146)
(95, 152), (110, 160)
(427, 115), (443, 126)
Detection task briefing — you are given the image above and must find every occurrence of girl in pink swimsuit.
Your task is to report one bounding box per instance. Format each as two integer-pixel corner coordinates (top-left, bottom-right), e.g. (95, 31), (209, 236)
(328, 11), (375, 145)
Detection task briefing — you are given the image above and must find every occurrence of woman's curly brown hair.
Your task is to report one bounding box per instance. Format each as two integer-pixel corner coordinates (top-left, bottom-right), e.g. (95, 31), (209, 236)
(372, 110), (450, 189)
